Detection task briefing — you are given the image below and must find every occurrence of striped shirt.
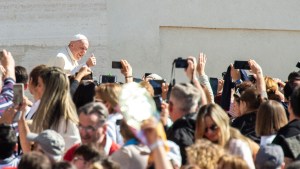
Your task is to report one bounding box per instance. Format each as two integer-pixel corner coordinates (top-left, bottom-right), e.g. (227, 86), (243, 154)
(0, 78), (15, 116)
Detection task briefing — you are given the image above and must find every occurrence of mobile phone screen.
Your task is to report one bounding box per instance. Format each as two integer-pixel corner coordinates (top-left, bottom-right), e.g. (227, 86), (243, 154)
(209, 78), (218, 96)
(233, 61), (250, 70)
(99, 75), (117, 83)
(13, 83), (24, 106)
(153, 96), (162, 112)
(112, 61), (122, 69)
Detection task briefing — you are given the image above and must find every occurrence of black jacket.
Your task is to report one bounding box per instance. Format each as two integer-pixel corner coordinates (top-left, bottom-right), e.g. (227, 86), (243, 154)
(231, 111), (260, 144)
(273, 119), (300, 159)
(167, 113), (196, 165)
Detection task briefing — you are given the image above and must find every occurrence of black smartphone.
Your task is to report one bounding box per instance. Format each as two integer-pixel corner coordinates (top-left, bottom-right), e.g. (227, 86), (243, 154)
(99, 75), (117, 83)
(233, 61), (250, 70)
(209, 77), (218, 96)
(175, 58), (188, 68)
(149, 80), (165, 95)
(112, 61), (122, 69)
(153, 95), (162, 112)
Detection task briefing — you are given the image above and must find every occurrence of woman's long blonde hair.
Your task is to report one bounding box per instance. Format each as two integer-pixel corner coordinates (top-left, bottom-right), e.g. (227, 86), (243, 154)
(32, 67), (78, 132)
(195, 104), (231, 147)
(95, 83), (121, 114)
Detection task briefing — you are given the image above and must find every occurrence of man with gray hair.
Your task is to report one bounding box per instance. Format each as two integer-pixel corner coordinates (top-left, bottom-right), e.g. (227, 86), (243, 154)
(64, 102), (120, 161)
(48, 34), (96, 75)
(166, 83), (202, 165)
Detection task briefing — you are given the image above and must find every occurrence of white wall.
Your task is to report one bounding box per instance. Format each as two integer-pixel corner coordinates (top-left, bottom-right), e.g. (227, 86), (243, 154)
(1, 0), (300, 84)
(0, 0), (107, 75)
(107, 0), (300, 82)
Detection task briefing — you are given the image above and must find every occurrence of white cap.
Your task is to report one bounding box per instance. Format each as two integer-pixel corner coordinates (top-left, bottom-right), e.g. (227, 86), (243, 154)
(70, 34), (88, 42)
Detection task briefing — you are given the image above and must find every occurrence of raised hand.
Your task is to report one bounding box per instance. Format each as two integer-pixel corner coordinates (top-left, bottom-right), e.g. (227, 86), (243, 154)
(75, 66), (92, 81)
(1, 49), (15, 80)
(86, 54), (96, 67)
(248, 59), (263, 75)
(197, 52), (207, 76)
(230, 64), (241, 82)
(185, 56), (197, 81)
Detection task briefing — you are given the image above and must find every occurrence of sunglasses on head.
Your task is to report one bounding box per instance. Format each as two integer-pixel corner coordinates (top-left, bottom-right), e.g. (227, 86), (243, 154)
(205, 124), (218, 133)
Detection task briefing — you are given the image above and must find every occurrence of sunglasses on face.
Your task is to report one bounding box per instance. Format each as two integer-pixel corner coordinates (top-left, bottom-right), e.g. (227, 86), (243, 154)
(205, 124), (218, 133)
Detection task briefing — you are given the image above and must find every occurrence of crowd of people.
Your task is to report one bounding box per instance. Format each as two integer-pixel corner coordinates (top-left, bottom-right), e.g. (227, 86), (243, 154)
(1, 34), (300, 169)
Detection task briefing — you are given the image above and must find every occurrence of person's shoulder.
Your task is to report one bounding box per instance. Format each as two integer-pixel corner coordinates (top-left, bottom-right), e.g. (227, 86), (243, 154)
(277, 119), (300, 136)
(56, 47), (69, 57)
(118, 145), (149, 157)
(63, 143), (81, 161)
(109, 141), (120, 155)
(173, 113), (196, 126)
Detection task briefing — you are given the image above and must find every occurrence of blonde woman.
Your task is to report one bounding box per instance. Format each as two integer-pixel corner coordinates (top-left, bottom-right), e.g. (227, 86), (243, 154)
(19, 67), (80, 152)
(95, 83), (123, 145)
(195, 104), (255, 169)
(265, 76), (285, 102)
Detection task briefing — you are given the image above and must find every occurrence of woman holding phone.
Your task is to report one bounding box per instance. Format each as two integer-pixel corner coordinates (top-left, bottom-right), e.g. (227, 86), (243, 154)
(18, 66), (80, 152)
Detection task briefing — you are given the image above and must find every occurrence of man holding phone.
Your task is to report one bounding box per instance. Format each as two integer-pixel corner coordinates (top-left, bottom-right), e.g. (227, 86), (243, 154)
(48, 34), (96, 75)
(0, 49), (15, 117)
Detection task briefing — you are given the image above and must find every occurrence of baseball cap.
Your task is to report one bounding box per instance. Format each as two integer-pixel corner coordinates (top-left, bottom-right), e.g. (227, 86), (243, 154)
(255, 144), (284, 169)
(146, 73), (163, 80)
(70, 34), (88, 42)
(27, 129), (65, 161)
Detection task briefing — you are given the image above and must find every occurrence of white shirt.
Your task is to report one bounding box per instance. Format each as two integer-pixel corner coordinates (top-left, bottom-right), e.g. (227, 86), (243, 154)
(228, 138), (255, 169)
(107, 113), (124, 145)
(48, 47), (86, 75)
(260, 135), (276, 146)
(56, 119), (81, 151)
(0, 155), (20, 169)
(25, 99), (40, 120)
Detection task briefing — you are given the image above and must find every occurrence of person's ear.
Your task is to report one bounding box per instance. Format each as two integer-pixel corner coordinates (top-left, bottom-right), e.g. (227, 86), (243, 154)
(69, 42), (74, 48)
(14, 143), (18, 152)
(104, 102), (112, 111)
(102, 124), (107, 135)
(168, 102), (173, 113)
(24, 83), (28, 90)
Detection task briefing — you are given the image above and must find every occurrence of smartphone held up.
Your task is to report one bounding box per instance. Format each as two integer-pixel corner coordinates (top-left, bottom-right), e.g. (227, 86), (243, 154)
(112, 61), (122, 69)
(13, 83), (24, 106)
(175, 57), (188, 68)
(12, 83), (24, 122)
(233, 60), (250, 70)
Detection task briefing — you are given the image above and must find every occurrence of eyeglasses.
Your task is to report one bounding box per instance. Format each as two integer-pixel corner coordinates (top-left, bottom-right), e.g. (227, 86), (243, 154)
(204, 124), (218, 133)
(72, 156), (86, 162)
(78, 125), (98, 133)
